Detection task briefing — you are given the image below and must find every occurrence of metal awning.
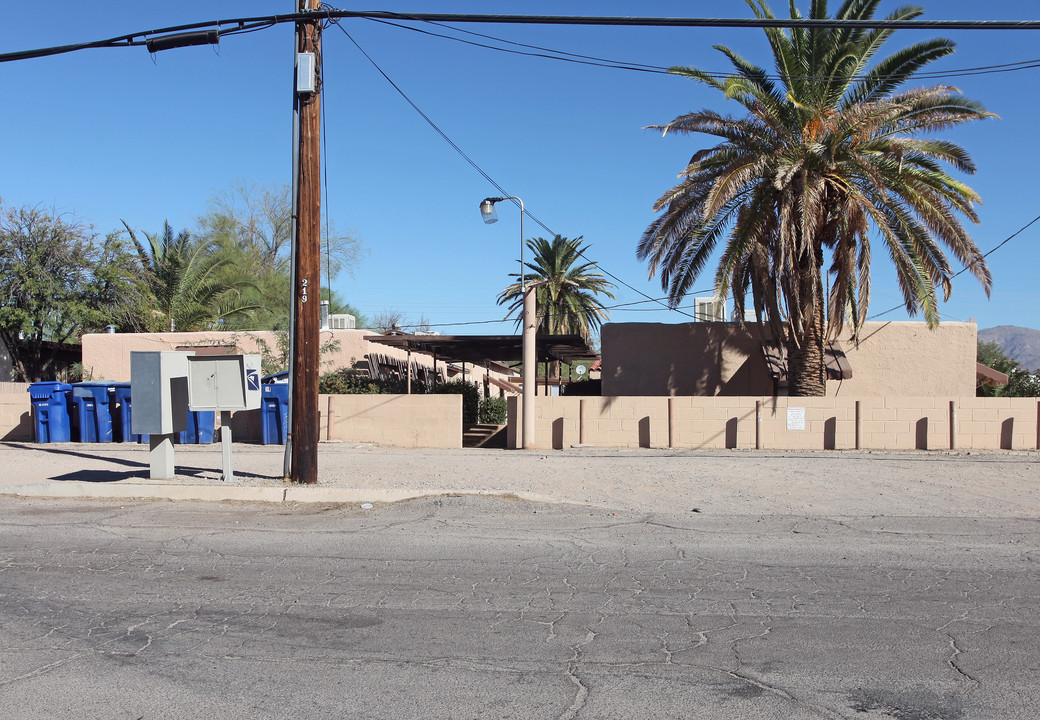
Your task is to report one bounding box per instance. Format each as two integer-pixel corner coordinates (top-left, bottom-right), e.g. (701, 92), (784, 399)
(364, 333), (600, 366)
(976, 362), (1009, 387)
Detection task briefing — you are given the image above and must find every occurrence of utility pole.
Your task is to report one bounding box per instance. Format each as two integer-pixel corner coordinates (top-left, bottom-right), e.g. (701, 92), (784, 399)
(288, 0), (322, 484)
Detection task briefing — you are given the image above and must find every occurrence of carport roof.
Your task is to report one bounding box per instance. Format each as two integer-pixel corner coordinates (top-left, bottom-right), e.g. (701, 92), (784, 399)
(364, 333), (600, 366)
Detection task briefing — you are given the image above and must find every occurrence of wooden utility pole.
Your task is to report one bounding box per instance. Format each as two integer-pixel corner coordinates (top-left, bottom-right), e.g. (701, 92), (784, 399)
(289, 0), (322, 484)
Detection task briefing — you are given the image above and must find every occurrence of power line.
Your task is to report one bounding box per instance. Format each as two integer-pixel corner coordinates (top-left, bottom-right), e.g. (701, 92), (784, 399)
(326, 17), (697, 320)
(382, 288), (718, 332)
(366, 16), (1040, 81)
(868, 213), (1040, 320)
(8, 10), (1040, 64)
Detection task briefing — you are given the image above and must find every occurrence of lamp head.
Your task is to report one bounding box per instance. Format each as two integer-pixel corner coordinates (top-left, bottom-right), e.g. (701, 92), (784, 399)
(479, 198), (499, 225)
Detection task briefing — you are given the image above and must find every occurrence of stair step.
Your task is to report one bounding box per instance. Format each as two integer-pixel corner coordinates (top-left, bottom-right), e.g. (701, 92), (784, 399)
(463, 423), (507, 449)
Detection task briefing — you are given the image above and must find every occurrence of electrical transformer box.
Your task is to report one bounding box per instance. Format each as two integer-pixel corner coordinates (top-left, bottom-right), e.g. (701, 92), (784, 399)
(130, 351), (192, 435)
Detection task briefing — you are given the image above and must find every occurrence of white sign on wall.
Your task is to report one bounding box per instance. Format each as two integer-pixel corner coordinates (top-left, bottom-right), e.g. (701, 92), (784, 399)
(787, 406), (806, 431)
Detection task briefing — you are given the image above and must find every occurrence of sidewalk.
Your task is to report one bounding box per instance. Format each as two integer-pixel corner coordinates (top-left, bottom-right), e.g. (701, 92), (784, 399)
(2, 440), (1039, 517)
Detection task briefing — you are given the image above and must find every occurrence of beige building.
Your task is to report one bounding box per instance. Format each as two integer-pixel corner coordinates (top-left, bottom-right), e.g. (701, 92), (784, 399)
(79, 329), (517, 391)
(601, 321), (977, 398)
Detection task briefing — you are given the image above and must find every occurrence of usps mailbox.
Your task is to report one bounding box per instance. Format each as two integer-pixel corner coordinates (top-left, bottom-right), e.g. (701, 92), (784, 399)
(186, 355), (262, 412)
(186, 354), (262, 481)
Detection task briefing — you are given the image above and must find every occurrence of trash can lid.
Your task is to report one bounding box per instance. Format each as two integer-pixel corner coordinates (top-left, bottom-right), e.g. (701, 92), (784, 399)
(72, 382), (115, 399)
(263, 371), (289, 383)
(28, 381), (72, 390)
(28, 381), (71, 398)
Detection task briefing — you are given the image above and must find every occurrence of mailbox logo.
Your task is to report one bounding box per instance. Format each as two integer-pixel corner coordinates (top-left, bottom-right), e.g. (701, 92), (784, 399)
(246, 369), (260, 392)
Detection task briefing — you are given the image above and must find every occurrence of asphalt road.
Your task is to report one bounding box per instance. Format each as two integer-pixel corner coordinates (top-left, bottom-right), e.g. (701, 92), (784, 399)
(1, 495), (1038, 719)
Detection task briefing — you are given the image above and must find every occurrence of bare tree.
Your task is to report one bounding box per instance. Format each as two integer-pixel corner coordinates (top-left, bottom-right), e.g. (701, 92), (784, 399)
(372, 310), (406, 333)
(198, 180), (365, 280)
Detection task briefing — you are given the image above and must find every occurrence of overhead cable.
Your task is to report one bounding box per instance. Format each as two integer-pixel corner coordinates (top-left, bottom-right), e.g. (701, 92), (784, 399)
(7, 10), (1040, 64)
(327, 17), (697, 320)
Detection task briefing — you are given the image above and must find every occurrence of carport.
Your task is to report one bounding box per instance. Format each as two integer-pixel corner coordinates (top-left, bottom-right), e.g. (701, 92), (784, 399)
(364, 333), (599, 395)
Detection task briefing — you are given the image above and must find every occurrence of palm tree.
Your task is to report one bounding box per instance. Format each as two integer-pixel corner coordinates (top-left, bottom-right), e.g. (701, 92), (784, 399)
(637, 0), (993, 395)
(123, 221), (258, 332)
(498, 235), (615, 342)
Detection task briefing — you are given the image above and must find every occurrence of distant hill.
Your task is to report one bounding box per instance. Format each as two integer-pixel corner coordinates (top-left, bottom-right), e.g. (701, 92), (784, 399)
(979, 325), (1040, 371)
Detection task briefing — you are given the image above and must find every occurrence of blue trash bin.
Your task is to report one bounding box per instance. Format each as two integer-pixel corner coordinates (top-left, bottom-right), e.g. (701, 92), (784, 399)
(178, 410), (215, 444)
(261, 383), (289, 445)
(110, 382), (141, 443)
(71, 382), (115, 442)
(27, 382), (72, 443)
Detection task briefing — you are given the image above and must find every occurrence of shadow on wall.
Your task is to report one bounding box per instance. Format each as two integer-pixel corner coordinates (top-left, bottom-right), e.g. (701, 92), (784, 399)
(606, 322), (775, 397)
(2, 411), (32, 441)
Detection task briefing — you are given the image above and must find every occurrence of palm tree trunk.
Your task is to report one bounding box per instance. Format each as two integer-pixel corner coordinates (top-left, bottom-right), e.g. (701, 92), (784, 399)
(787, 316), (826, 396)
(787, 238), (827, 397)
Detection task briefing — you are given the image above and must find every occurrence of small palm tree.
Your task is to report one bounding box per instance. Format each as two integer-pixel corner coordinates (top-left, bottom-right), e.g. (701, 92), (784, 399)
(637, 0), (993, 395)
(124, 221), (258, 332)
(497, 235), (615, 342)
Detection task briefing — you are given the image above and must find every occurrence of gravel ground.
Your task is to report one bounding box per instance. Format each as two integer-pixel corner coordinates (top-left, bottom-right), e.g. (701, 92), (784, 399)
(1, 440), (1038, 517)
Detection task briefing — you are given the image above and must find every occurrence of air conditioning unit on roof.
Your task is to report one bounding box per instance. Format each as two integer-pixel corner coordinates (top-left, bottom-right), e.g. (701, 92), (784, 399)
(694, 297), (726, 322)
(328, 313), (356, 330)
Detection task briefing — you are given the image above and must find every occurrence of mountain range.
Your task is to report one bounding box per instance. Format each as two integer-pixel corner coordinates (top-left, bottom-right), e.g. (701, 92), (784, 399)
(979, 325), (1040, 372)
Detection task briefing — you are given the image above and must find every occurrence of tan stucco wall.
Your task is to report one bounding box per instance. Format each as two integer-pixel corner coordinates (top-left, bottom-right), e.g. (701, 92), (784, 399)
(1, 393), (32, 441)
(512, 395), (1040, 451)
(602, 321), (977, 398)
(81, 330), (411, 381)
(81, 330), (515, 391)
(3, 391), (1036, 451)
(321, 394), (462, 448)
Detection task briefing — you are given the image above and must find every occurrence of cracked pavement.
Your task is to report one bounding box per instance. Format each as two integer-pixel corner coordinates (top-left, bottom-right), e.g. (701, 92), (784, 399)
(2, 491), (1038, 719)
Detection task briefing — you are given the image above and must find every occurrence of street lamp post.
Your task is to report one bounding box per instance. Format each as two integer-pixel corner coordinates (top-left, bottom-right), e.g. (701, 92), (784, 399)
(481, 196), (535, 449)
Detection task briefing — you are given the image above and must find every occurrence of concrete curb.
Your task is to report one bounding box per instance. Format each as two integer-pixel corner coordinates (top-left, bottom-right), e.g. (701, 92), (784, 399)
(0, 481), (573, 507)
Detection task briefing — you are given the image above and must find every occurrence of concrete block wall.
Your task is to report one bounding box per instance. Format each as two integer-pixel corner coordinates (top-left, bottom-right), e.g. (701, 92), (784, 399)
(0, 393), (32, 441)
(4, 390), (1037, 452)
(322, 394), (462, 448)
(512, 396), (1040, 452)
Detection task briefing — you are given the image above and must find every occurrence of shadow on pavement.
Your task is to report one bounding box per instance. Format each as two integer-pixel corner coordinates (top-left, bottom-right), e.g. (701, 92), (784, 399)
(50, 469), (148, 483)
(8, 444), (275, 482)
(7, 443), (148, 469)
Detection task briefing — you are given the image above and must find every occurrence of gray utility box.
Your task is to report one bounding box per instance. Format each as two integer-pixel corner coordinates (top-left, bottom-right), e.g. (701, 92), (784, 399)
(130, 351), (192, 435)
(186, 355), (262, 412)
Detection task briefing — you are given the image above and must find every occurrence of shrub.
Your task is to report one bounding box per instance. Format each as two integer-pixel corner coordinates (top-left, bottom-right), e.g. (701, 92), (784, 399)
(478, 396), (508, 424)
(432, 380), (480, 424)
(319, 368), (379, 394)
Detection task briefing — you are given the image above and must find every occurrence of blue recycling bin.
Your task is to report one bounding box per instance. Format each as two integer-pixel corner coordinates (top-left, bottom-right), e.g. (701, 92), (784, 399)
(110, 382), (141, 443)
(71, 382), (115, 443)
(27, 382), (72, 443)
(261, 383), (289, 445)
(178, 410), (215, 444)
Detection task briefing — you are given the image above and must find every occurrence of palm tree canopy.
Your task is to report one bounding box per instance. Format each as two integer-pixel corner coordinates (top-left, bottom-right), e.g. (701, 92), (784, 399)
(497, 235), (616, 342)
(124, 220), (259, 332)
(637, 0), (994, 394)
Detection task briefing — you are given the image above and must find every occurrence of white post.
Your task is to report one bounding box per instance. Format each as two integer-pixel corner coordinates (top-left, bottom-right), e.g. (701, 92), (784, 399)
(220, 411), (235, 482)
(148, 434), (176, 479)
(522, 285), (536, 449)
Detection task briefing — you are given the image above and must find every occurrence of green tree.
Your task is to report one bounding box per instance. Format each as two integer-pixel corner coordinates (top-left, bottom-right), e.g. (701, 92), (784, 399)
(196, 181), (365, 330)
(637, 0), (993, 396)
(124, 221), (258, 332)
(497, 235), (615, 341)
(0, 204), (139, 380)
(977, 341), (1040, 397)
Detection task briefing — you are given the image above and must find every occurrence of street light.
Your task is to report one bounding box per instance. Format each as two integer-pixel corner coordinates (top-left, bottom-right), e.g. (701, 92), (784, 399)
(481, 196), (535, 449)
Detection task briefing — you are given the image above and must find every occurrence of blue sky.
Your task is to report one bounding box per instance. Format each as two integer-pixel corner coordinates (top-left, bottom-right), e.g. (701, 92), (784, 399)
(2, 1), (1038, 336)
